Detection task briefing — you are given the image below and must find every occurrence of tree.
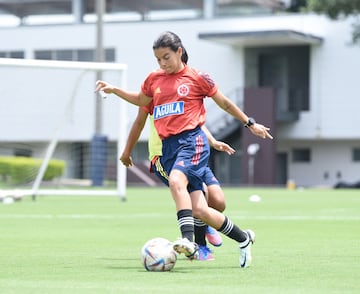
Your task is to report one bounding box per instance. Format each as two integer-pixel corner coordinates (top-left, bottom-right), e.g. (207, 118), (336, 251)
(306, 0), (360, 43)
(286, 0), (308, 12)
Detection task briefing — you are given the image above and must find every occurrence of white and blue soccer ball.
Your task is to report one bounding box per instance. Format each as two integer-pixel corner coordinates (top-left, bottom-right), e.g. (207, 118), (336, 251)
(141, 237), (177, 272)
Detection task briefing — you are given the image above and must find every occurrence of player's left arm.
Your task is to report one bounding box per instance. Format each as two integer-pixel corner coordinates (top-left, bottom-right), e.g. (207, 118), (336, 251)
(201, 125), (235, 155)
(211, 90), (273, 140)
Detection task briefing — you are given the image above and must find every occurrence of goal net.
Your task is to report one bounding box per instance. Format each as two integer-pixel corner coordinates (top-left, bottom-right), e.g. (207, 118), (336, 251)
(0, 58), (127, 200)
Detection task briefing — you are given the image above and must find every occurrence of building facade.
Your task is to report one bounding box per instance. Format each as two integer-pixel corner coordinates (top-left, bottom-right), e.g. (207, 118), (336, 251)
(0, 1), (359, 187)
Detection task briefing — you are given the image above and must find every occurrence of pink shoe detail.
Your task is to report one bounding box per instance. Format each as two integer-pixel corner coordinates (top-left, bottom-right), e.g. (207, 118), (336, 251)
(206, 226), (222, 247)
(198, 245), (214, 261)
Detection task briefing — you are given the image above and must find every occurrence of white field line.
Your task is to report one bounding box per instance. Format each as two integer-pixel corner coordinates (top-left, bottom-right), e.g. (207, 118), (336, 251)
(0, 214), (359, 221)
(0, 189), (120, 197)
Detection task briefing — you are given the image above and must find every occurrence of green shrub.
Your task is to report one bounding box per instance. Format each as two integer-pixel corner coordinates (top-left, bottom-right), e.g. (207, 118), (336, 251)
(0, 156), (66, 184)
(0, 157), (12, 176)
(10, 157), (39, 184)
(43, 159), (66, 181)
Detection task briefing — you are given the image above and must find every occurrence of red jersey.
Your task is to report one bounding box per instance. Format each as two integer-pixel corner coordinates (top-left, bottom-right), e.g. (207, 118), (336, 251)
(141, 65), (218, 139)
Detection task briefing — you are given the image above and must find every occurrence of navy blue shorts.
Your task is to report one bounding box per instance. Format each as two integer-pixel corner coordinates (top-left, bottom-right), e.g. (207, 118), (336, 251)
(152, 160), (219, 192)
(152, 126), (213, 192)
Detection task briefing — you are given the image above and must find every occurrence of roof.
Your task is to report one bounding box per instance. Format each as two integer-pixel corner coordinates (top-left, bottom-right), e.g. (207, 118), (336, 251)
(198, 29), (323, 47)
(0, 0), (286, 19)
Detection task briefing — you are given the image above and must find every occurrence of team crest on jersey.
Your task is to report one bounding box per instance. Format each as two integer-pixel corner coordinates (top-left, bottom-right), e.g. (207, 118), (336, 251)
(154, 101), (184, 120)
(177, 84), (190, 97)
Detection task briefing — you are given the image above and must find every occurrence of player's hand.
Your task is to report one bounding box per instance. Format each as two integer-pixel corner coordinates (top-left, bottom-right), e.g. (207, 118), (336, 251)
(212, 141), (235, 155)
(95, 80), (115, 94)
(120, 154), (133, 167)
(249, 123), (273, 139)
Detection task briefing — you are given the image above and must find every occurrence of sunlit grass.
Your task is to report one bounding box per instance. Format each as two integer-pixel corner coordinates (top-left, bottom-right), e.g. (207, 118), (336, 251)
(0, 187), (359, 293)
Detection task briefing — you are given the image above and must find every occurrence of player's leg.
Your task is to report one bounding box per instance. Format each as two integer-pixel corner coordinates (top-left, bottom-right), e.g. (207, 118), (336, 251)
(152, 156), (205, 253)
(191, 192), (255, 268)
(193, 216), (214, 260)
(206, 184), (226, 247)
(168, 128), (212, 260)
(203, 166), (226, 211)
(207, 184), (226, 212)
(192, 185), (215, 261)
(193, 182), (223, 260)
(203, 169), (225, 247)
(163, 127), (211, 261)
(152, 159), (195, 240)
(169, 169), (199, 260)
(160, 129), (207, 260)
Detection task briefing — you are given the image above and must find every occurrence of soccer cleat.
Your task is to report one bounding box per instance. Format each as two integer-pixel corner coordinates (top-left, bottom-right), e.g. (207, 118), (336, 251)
(239, 229), (255, 268)
(173, 238), (199, 260)
(198, 245), (215, 261)
(205, 226), (222, 247)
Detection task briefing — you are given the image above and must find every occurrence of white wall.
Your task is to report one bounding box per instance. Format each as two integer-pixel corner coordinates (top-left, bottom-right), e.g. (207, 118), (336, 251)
(277, 16), (360, 140)
(0, 19), (244, 142)
(1, 13), (360, 186)
(2, 14), (359, 141)
(278, 140), (360, 187)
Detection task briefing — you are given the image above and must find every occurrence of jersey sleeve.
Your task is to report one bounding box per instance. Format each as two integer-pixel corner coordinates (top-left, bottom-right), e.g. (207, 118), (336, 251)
(141, 100), (154, 115)
(197, 71), (218, 97)
(141, 76), (152, 98)
(141, 70), (158, 98)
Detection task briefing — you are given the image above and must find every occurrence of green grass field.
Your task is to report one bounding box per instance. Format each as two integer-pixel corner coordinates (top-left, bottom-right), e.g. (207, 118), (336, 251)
(0, 187), (359, 294)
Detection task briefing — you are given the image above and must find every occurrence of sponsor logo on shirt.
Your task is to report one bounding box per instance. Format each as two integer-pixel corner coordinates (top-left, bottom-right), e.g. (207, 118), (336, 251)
(154, 101), (184, 120)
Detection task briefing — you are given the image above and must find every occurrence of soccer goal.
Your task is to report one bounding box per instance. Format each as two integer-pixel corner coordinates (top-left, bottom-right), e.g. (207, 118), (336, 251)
(0, 57), (128, 200)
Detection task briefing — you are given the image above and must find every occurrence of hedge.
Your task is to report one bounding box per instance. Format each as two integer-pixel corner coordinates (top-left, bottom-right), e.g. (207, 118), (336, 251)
(0, 156), (66, 184)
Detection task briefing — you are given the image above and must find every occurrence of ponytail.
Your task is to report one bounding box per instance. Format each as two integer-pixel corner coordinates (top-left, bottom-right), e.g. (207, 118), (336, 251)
(181, 45), (188, 64)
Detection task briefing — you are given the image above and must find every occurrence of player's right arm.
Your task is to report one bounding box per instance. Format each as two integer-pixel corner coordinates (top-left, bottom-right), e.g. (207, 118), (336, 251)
(120, 108), (149, 167)
(95, 80), (152, 106)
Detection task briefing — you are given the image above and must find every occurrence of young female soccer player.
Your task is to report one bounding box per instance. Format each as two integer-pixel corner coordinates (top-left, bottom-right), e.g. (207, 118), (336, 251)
(120, 104), (233, 260)
(95, 31), (272, 267)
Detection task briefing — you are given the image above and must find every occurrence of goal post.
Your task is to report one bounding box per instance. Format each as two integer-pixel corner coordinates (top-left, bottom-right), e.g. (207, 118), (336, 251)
(0, 57), (128, 200)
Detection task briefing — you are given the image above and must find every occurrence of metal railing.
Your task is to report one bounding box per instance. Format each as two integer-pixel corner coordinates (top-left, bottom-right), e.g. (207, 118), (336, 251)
(205, 87), (244, 139)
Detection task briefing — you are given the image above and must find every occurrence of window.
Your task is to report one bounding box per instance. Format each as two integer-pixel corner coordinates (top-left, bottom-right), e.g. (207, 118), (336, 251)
(0, 51), (24, 59)
(34, 50), (52, 60)
(105, 49), (115, 62)
(14, 148), (32, 157)
(352, 148), (360, 162)
(34, 48), (115, 62)
(78, 49), (94, 61)
(292, 148), (311, 163)
(9, 51), (25, 58)
(57, 49), (73, 61)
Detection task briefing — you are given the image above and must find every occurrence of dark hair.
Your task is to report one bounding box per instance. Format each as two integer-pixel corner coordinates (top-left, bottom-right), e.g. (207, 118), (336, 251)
(153, 31), (188, 64)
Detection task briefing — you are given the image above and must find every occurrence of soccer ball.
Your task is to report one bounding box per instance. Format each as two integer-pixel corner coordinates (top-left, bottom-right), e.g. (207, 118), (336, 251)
(141, 237), (177, 272)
